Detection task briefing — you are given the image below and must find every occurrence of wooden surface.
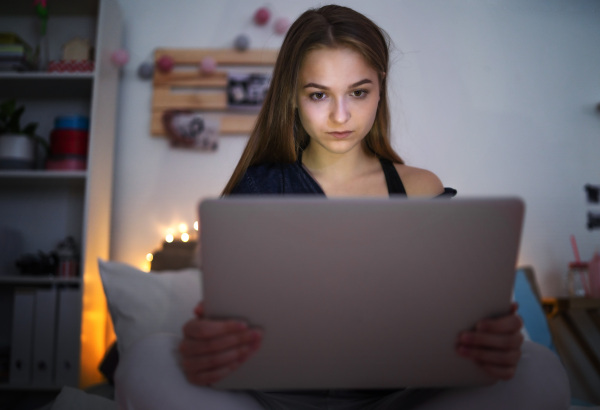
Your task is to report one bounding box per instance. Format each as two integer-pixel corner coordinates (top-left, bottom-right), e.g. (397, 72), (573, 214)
(151, 48), (277, 136)
(542, 297), (600, 404)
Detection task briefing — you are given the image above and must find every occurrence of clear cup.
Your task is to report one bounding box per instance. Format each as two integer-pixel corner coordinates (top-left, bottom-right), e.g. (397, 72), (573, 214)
(567, 261), (590, 297)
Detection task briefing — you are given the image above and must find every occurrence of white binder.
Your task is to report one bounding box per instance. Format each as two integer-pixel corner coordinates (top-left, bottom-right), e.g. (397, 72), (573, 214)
(9, 288), (36, 385)
(32, 288), (57, 387)
(54, 288), (81, 386)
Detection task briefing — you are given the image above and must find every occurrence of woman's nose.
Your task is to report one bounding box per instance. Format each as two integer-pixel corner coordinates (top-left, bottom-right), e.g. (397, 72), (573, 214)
(330, 98), (350, 124)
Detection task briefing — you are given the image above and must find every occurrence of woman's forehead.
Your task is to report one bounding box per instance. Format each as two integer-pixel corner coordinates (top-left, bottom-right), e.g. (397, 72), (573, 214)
(298, 47), (379, 86)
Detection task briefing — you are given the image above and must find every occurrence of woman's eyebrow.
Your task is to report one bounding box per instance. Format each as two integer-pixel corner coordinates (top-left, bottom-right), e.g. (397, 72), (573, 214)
(302, 79), (373, 90)
(349, 79), (373, 88)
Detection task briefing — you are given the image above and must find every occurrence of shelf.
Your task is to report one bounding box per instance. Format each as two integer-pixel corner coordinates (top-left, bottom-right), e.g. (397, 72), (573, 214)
(0, 170), (86, 179)
(0, 275), (80, 286)
(0, 0), (98, 16)
(0, 384), (62, 392)
(0, 72), (94, 80)
(0, 0), (122, 389)
(0, 74), (94, 100)
(0, 170), (86, 190)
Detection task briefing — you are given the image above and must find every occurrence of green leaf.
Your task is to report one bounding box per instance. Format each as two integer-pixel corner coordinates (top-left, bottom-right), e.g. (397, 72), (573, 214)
(23, 123), (38, 136)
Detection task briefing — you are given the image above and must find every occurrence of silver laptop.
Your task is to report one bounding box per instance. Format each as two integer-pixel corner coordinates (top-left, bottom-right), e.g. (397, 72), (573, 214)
(199, 196), (524, 390)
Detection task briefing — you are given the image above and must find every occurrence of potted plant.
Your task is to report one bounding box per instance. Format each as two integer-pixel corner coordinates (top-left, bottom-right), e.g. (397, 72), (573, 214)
(0, 98), (48, 169)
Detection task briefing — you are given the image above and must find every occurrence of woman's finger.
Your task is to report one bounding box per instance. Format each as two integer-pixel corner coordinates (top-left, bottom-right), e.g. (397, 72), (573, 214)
(180, 328), (261, 356)
(459, 329), (524, 351)
(181, 344), (251, 373)
(457, 343), (522, 366)
(476, 312), (523, 335)
(182, 318), (248, 340)
(182, 361), (240, 386)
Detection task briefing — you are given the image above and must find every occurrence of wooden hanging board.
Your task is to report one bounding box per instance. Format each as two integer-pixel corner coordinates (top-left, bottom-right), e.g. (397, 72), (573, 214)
(151, 48), (279, 137)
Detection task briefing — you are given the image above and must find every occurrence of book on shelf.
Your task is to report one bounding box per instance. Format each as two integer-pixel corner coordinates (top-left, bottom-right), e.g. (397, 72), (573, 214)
(0, 36), (36, 71)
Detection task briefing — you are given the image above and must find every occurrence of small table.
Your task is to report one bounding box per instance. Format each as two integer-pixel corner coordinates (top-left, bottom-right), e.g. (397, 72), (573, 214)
(542, 297), (600, 403)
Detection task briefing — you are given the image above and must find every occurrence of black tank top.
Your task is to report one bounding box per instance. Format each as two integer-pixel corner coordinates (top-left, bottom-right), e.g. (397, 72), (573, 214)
(379, 158), (407, 195)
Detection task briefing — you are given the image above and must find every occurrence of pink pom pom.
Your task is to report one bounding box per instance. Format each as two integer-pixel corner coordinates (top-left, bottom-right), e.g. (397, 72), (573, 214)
(199, 56), (217, 74)
(110, 49), (129, 66)
(157, 55), (175, 73)
(274, 17), (290, 35)
(254, 7), (270, 25)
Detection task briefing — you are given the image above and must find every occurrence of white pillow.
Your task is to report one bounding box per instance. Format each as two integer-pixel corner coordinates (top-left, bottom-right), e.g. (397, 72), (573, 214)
(98, 259), (202, 355)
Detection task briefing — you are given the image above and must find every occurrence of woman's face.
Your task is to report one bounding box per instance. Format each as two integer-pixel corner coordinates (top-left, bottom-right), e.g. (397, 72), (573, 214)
(296, 47), (380, 157)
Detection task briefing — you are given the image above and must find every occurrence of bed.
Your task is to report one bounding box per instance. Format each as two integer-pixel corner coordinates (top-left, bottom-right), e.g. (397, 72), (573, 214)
(43, 260), (598, 409)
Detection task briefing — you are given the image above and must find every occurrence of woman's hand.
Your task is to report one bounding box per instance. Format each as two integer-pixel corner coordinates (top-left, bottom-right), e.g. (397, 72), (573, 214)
(456, 302), (524, 381)
(179, 302), (263, 386)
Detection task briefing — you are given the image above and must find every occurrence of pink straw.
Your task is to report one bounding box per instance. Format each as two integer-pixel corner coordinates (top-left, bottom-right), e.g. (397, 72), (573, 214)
(570, 235), (581, 263)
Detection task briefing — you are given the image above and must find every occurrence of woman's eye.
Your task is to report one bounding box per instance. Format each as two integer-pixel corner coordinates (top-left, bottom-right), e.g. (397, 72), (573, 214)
(352, 90), (367, 98)
(310, 92), (326, 101)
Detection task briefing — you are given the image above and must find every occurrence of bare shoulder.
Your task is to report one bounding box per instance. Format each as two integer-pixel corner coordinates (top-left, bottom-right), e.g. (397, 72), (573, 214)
(394, 163), (444, 197)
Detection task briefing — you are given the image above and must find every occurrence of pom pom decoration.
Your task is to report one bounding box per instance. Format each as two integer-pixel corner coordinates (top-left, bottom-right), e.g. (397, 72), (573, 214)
(110, 49), (129, 67)
(254, 7), (271, 26)
(156, 55), (175, 73)
(234, 34), (250, 51)
(199, 56), (217, 75)
(137, 62), (154, 79)
(274, 17), (290, 35)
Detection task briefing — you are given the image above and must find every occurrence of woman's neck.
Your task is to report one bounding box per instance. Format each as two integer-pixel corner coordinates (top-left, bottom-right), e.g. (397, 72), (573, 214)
(302, 144), (367, 176)
(301, 143), (386, 196)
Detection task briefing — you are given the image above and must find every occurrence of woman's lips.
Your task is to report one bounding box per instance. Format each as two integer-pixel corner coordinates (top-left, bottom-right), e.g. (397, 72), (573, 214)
(328, 131), (353, 139)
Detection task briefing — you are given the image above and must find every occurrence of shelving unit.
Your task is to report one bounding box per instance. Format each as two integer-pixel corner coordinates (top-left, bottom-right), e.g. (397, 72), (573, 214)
(0, 0), (122, 391)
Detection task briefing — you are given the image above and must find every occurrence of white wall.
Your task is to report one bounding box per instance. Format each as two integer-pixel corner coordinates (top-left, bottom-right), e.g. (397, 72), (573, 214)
(110, 0), (600, 297)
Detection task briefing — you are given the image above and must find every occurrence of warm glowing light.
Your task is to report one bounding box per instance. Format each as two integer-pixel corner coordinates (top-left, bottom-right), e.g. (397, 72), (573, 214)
(165, 233), (174, 243)
(181, 232), (190, 242)
(194, 220), (199, 231)
(178, 223), (188, 233)
(146, 253), (153, 262)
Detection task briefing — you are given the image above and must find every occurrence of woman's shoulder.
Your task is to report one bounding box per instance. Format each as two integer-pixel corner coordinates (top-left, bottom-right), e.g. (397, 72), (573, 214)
(394, 163), (445, 197)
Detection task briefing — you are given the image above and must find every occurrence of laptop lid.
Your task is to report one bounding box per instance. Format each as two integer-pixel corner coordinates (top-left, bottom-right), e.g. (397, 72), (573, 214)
(200, 197), (524, 390)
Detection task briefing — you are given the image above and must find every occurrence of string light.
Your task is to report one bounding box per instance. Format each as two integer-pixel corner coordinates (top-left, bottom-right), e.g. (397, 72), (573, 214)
(146, 221), (199, 269)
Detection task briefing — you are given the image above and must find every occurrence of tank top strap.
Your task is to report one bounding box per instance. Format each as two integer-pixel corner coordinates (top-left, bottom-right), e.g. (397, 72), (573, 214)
(379, 158), (407, 195)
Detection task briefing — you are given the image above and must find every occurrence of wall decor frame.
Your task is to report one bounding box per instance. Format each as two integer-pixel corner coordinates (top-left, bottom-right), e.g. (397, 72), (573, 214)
(151, 48), (278, 137)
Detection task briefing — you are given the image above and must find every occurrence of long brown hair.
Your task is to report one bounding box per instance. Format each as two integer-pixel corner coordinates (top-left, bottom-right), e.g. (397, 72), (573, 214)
(222, 5), (403, 195)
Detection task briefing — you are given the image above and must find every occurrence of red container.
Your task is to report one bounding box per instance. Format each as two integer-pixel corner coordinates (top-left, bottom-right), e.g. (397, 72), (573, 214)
(50, 129), (89, 156)
(45, 155), (87, 170)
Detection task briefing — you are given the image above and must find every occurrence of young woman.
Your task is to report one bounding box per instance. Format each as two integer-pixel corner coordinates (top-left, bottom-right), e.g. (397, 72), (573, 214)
(116, 5), (569, 409)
